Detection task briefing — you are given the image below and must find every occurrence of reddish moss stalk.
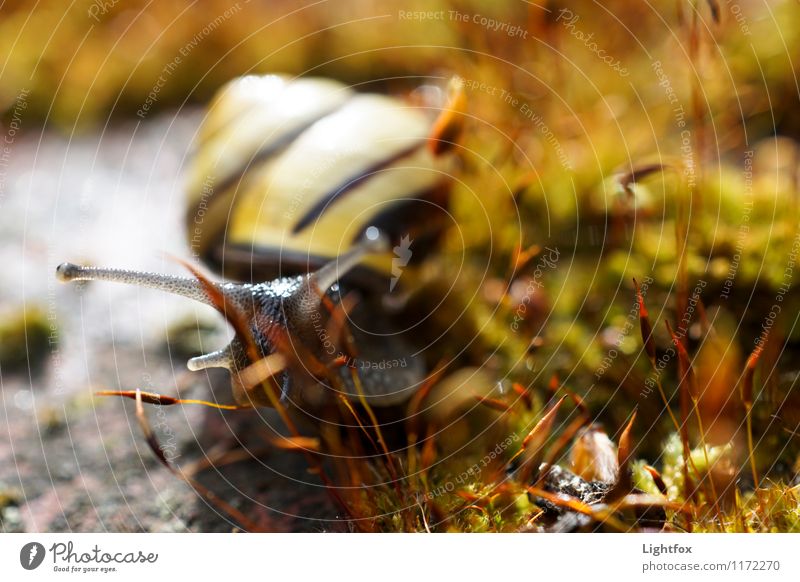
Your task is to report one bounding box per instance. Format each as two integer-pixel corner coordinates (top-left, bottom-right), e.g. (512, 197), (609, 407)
(743, 340), (766, 488)
(666, 320), (696, 511)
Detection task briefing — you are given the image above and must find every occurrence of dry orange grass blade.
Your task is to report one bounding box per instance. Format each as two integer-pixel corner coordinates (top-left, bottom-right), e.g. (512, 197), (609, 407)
(644, 465), (668, 496)
(742, 340), (766, 409)
(618, 410), (638, 470)
(692, 313), (741, 444)
(522, 397), (565, 449)
(667, 318), (726, 515)
(634, 281), (681, 436)
(526, 486), (630, 532)
(666, 319), (696, 507)
(405, 360), (448, 442)
(607, 410), (637, 501)
(474, 395), (514, 413)
(511, 243), (542, 274)
(511, 382), (533, 409)
(96, 389), (245, 411)
(427, 76), (466, 156)
(336, 393), (378, 450)
(517, 397), (565, 483)
(238, 353), (288, 394)
(347, 366), (400, 483)
(743, 339), (768, 487)
(666, 319), (698, 394)
(456, 490), (481, 503)
(420, 427), (438, 471)
(132, 389), (262, 532)
(564, 386), (590, 417)
(269, 435), (321, 453)
(323, 291), (360, 360)
(633, 277), (656, 362)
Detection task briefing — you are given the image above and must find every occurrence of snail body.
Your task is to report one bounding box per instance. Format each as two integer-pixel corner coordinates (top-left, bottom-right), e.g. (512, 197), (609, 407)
(56, 235), (423, 410)
(58, 74), (462, 412)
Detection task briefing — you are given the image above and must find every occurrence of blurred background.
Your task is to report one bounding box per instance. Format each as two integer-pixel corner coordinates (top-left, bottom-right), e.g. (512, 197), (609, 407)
(2, 0), (800, 532)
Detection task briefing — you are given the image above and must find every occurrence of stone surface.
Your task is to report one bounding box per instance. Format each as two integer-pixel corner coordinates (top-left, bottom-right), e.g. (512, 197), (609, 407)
(0, 111), (340, 532)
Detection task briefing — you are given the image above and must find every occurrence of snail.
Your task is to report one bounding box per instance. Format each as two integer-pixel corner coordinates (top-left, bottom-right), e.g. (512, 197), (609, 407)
(56, 74), (465, 416)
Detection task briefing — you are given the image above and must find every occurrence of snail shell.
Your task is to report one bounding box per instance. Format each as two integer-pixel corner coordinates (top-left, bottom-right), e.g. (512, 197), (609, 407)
(186, 74), (453, 284)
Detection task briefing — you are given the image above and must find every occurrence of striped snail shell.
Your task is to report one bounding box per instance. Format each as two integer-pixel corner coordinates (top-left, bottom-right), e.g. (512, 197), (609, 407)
(186, 74), (455, 284)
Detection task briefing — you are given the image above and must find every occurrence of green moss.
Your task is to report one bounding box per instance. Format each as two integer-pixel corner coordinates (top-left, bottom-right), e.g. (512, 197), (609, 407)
(0, 306), (52, 371)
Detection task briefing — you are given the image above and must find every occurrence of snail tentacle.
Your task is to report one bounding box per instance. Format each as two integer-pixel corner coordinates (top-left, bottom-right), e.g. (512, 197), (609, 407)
(308, 228), (389, 295)
(56, 262), (220, 307)
(187, 348), (232, 371)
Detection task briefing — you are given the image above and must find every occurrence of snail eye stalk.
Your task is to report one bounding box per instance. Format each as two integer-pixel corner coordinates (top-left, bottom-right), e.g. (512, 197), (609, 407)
(55, 262), (218, 307)
(307, 228), (389, 296)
